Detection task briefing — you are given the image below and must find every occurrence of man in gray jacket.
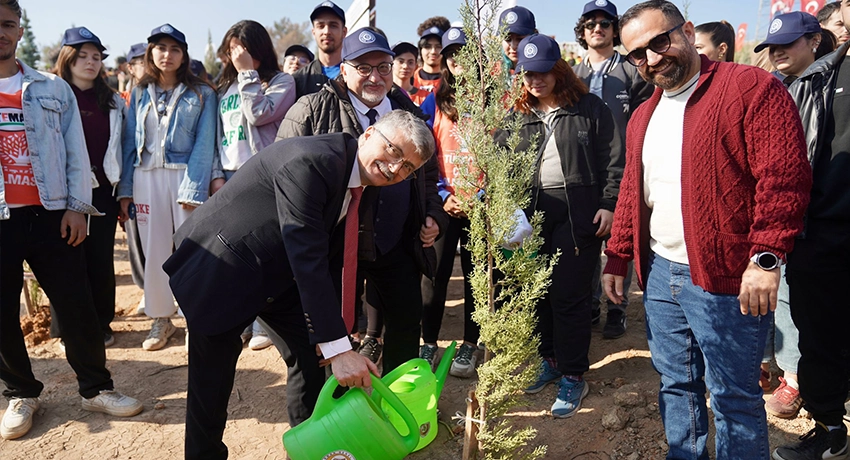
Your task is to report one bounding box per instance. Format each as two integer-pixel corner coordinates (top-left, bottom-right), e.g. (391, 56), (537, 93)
(573, 0), (653, 339)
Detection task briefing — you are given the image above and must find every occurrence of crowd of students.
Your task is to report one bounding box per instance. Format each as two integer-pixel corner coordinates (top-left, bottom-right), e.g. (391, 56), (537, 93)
(1, 0), (849, 459)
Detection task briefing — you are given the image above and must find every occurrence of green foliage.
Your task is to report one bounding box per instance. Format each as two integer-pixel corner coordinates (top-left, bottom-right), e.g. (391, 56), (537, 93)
(450, 0), (557, 458)
(17, 10), (38, 68)
(204, 30), (219, 77)
(267, 17), (312, 65)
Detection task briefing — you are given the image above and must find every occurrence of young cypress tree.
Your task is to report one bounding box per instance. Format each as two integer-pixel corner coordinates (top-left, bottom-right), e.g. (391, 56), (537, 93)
(17, 10), (39, 68)
(450, 1), (556, 458)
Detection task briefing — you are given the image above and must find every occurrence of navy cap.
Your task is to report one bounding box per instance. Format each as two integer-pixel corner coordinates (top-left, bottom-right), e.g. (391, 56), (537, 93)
(581, 0), (618, 19)
(441, 27), (467, 54)
(342, 27), (395, 61)
(126, 43), (146, 62)
(515, 34), (562, 73)
(392, 41), (418, 57)
(147, 24), (187, 47)
(755, 12), (821, 52)
(310, 1), (346, 23)
(420, 26), (444, 40)
(189, 59), (205, 77)
(61, 27), (109, 58)
(285, 44), (315, 62)
(499, 6), (536, 36)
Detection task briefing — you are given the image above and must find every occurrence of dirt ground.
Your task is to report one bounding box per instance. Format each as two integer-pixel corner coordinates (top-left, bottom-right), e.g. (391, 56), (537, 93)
(1, 235), (822, 459)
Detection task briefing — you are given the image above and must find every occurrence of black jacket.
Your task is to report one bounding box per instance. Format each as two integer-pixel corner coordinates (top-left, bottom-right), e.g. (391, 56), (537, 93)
(292, 59), (331, 99)
(276, 79), (448, 278)
(164, 133), (357, 342)
(572, 53), (653, 137)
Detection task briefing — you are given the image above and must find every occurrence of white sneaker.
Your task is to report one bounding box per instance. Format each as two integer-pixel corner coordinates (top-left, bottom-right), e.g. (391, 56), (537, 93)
(0, 397), (39, 440)
(142, 318), (176, 351)
(135, 294), (145, 316)
(81, 390), (143, 417)
(249, 332), (273, 351)
(449, 343), (478, 378)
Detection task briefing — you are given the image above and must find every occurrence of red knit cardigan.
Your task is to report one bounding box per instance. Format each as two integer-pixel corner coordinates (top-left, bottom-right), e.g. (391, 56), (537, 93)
(603, 55), (812, 295)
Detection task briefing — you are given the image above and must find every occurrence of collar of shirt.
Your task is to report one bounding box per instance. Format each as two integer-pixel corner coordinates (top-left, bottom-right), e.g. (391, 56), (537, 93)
(348, 91), (392, 129)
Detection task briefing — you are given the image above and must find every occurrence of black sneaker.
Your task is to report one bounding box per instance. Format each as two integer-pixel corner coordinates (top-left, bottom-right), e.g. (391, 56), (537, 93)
(772, 422), (848, 460)
(603, 309), (627, 339)
(591, 306), (601, 325)
(358, 336), (382, 364)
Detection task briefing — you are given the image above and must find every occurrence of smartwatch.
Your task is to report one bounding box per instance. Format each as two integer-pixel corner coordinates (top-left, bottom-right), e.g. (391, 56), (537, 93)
(750, 252), (783, 271)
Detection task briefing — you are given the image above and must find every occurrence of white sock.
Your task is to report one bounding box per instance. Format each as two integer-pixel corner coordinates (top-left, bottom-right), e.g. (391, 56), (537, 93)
(785, 377), (799, 390)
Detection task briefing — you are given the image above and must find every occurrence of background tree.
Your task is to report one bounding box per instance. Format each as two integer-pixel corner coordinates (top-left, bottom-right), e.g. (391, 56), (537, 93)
(40, 39), (61, 71)
(17, 9), (38, 68)
(204, 29), (221, 77)
(267, 17), (312, 64)
(451, 0), (555, 458)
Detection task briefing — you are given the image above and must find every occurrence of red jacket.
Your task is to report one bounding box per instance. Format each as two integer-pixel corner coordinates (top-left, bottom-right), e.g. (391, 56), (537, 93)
(603, 56), (812, 295)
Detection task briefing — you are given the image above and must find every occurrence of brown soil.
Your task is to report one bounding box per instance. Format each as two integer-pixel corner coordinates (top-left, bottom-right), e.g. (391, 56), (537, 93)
(3, 235), (820, 459)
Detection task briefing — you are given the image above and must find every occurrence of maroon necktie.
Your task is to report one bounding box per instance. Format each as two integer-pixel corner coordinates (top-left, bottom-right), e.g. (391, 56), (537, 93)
(342, 187), (362, 332)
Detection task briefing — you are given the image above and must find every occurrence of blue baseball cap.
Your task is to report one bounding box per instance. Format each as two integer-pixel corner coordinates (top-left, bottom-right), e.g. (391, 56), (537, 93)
(285, 44), (315, 62)
(499, 6), (536, 36)
(392, 41), (418, 57)
(420, 26), (445, 40)
(755, 12), (821, 52)
(441, 27), (467, 54)
(126, 43), (146, 62)
(342, 27), (395, 61)
(582, 0), (618, 19)
(515, 34), (562, 73)
(147, 24), (187, 47)
(61, 27), (108, 58)
(310, 1), (346, 23)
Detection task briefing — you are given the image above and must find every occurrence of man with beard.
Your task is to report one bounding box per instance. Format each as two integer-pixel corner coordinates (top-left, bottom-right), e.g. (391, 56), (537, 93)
(601, 1), (812, 458)
(292, 1), (347, 98)
(572, 0), (653, 340)
(277, 27), (446, 386)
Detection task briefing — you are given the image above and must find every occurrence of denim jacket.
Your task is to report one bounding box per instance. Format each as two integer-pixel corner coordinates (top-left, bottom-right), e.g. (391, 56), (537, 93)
(0, 60), (99, 220)
(117, 83), (216, 205)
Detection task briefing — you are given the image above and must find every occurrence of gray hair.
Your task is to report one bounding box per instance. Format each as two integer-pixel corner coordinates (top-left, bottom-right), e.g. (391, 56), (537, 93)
(372, 110), (435, 163)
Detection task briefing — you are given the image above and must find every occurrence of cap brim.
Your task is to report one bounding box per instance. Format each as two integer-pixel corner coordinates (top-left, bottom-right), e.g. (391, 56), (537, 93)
(516, 59), (557, 74)
(147, 33), (186, 46)
(344, 46), (395, 61)
(506, 25), (535, 36)
(754, 32), (805, 53)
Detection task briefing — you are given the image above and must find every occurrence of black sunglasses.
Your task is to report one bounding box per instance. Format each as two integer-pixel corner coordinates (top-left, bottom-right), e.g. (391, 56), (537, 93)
(584, 19), (613, 30)
(625, 23), (685, 67)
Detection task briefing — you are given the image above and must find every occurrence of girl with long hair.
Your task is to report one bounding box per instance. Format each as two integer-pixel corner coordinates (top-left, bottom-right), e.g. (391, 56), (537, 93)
(116, 24), (216, 351)
(495, 34), (623, 419)
(417, 27), (480, 377)
(694, 21), (736, 62)
(53, 27), (125, 347)
(210, 19), (296, 350)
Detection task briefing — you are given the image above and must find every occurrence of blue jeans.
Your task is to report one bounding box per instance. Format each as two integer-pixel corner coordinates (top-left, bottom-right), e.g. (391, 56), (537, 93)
(762, 266), (800, 374)
(644, 253), (771, 460)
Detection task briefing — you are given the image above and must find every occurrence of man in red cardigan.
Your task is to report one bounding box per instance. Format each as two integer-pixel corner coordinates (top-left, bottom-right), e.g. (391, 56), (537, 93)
(601, 1), (812, 459)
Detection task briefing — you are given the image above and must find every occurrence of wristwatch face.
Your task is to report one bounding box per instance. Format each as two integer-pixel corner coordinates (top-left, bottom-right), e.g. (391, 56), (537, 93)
(756, 252), (778, 270)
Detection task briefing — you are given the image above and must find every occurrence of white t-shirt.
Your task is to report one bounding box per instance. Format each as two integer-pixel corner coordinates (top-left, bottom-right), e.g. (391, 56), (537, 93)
(219, 83), (253, 170)
(642, 72), (699, 265)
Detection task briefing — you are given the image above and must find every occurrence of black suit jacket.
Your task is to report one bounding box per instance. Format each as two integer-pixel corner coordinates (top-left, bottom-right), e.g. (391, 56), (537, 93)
(164, 133), (358, 343)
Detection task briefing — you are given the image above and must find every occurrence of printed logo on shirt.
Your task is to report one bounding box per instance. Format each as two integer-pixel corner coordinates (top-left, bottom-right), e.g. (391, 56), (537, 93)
(0, 107), (24, 131)
(219, 92), (246, 147)
(0, 87), (40, 206)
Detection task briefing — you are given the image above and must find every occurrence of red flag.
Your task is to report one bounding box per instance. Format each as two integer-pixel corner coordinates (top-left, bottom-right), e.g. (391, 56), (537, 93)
(735, 24), (747, 54)
(771, 0), (795, 17)
(801, 0), (825, 15)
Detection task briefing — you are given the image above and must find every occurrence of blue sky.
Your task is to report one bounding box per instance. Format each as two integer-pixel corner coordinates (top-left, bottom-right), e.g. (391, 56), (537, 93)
(24, 0), (778, 67)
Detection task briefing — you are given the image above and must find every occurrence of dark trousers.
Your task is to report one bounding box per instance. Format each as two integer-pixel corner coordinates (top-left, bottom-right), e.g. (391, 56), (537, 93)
(535, 189), (601, 376)
(421, 216), (477, 344)
(787, 224), (850, 426)
(125, 210), (146, 289)
(185, 287), (323, 460)
(0, 207), (113, 399)
(360, 242), (424, 373)
(51, 187), (119, 337)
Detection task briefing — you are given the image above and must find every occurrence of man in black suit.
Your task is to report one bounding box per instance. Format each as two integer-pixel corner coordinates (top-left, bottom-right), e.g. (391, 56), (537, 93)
(163, 111), (435, 460)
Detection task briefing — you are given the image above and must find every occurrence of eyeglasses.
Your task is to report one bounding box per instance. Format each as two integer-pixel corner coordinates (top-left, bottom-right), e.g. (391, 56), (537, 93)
(372, 127), (417, 180)
(284, 55), (310, 66)
(345, 61), (393, 77)
(584, 19), (613, 30)
(625, 23), (684, 66)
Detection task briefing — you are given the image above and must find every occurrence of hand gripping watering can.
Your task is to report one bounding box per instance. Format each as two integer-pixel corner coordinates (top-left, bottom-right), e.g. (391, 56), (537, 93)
(373, 341), (457, 452)
(282, 373), (420, 460)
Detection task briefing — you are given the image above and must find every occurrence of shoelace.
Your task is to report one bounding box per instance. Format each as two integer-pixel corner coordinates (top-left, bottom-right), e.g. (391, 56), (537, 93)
(420, 346), (436, 361)
(456, 345), (474, 364)
(150, 319), (168, 335)
(9, 399), (33, 414)
(773, 378), (800, 405)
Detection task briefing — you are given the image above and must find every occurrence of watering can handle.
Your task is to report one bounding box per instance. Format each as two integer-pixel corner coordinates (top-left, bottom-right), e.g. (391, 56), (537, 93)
(312, 374), (421, 453)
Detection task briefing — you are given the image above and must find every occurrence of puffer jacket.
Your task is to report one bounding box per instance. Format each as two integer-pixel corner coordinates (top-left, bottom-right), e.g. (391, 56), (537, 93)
(276, 78), (447, 279)
(291, 59), (331, 98)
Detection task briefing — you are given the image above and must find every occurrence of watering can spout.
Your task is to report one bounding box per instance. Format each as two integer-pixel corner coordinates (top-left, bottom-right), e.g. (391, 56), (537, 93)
(434, 340), (457, 399)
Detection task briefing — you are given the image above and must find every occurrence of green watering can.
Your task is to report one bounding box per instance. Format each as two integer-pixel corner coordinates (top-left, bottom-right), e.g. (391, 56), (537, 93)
(282, 373), (420, 460)
(373, 341), (457, 452)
